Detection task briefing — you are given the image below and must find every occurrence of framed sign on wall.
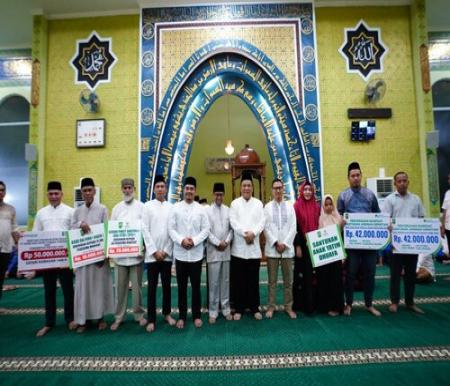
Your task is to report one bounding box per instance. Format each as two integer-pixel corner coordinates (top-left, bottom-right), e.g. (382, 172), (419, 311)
(76, 119), (105, 148)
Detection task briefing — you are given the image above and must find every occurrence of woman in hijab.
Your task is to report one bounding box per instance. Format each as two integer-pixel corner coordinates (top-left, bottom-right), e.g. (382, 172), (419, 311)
(316, 195), (345, 316)
(293, 181), (320, 315)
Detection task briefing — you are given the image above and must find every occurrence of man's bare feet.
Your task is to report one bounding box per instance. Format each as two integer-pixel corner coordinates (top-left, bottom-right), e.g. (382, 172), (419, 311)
(138, 318), (147, 327)
(146, 322), (155, 333)
(3, 285), (17, 291)
(36, 326), (51, 337)
(286, 310), (297, 319)
(389, 303), (398, 313)
(98, 320), (108, 330)
(176, 319), (185, 329)
(76, 325), (87, 333)
(366, 306), (381, 316)
(209, 317), (216, 324)
(68, 321), (78, 331)
(265, 309), (274, 319)
(344, 305), (352, 316)
(407, 304), (425, 314)
(165, 315), (176, 326)
(110, 321), (121, 331)
(233, 313), (242, 321)
(254, 312), (263, 320)
(194, 318), (203, 328)
(225, 314), (233, 321)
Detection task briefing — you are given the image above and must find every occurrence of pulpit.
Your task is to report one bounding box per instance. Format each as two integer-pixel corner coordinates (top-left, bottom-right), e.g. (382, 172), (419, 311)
(231, 144), (266, 202)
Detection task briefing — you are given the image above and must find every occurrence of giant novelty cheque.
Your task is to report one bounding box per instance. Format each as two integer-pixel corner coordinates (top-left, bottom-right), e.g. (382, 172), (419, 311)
(306, 224), (346, 268)
(106, 220), (143, 258)
(18, 231), (69, 272)
(343, 213), (390, 250)
(66, 223), (106, 269)
(392, 217), (441, 255)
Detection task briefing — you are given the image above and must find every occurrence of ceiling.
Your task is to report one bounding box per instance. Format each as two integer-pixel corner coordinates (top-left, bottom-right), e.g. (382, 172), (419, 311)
(0, 0), (448, 50)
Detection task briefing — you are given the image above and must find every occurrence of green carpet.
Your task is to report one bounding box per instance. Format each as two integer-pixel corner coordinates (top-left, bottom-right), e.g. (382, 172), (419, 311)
(1, 263), (450, 384)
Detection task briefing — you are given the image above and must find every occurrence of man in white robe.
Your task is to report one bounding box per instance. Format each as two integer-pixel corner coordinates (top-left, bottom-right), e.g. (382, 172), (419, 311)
(110, 178), (146, 331)
(168, 176), (209, 329)
(71, 177), (114, 332)
(206, 182), (233, 324)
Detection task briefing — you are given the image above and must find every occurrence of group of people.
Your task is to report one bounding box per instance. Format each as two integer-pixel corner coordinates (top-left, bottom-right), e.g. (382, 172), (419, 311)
(0, 162), (447, 337)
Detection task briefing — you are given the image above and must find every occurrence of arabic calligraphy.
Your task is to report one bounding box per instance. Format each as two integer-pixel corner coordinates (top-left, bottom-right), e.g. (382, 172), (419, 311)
(70, 32), (117, 90)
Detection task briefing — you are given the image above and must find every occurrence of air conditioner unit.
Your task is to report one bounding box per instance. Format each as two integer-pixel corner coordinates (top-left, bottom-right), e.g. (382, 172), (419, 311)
(366, 177), (394, 208)
(74, 178), (101, 208)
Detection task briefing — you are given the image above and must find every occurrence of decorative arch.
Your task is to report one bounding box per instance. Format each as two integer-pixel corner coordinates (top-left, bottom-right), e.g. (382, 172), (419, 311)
(141, 39), (321, 202)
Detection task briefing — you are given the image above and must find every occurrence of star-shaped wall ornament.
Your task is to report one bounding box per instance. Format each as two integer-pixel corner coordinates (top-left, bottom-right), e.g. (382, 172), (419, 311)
(339, 20), (388, 81)
(70, 31), (117, 90)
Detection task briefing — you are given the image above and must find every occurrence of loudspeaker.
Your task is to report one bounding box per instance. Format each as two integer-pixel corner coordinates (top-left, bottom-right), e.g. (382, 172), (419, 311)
(25, 143), (37, 161)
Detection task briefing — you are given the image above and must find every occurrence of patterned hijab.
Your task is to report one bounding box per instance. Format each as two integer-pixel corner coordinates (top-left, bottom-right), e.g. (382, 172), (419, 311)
(294, 181), (320, 234)
(319, 194), (342, 228)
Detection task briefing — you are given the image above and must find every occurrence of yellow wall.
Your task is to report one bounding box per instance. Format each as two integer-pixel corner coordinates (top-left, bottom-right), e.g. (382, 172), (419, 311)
(42, 6), (425, 212)
(187, 95), (274, 206)
(44, 15), (139, 212)
(316, 6), (422, 200)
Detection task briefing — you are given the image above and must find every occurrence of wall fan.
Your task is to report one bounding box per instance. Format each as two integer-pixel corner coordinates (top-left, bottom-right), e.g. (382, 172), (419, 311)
(365, 79), (386, 104)
(79, 89), (100, 113)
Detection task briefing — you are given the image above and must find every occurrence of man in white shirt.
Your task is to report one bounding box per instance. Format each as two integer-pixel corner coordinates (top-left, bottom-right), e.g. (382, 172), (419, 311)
(0, 180), (19, 314)
(383, 171), (425, 314)
(31, 181), (75, 336)
(441, 172), (450, 257)
(264, 179), (297, 319)
(168, 176), (209, 329)
(206, 182), (233, 324)
(71, 177), (114, 333)
(110, 178), (147, 331)
(229, 170), (265, 321)
(143, 175), (176, 333)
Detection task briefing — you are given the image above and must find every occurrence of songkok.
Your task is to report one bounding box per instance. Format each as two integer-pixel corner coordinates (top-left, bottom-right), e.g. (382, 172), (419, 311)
(199, 198), (207, 205)
(47, 181), (62, 191)
(347, 162), (361, 174)
(184, 176), (197, 187)
(154, 175), (165, 185)
(241, 170), (253, 183)
(80, 177), (95, 188)
(121, 178), (135, 187)
(213, 182), (225, 193)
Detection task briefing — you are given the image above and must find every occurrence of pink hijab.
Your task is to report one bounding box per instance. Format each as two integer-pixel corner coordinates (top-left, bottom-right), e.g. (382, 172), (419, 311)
(319, 194), (342, 228)
(294, 181), (320, 235)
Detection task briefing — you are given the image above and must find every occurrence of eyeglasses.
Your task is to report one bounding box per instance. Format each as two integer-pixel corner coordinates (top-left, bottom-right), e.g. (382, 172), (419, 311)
(272, 186), (284, 190)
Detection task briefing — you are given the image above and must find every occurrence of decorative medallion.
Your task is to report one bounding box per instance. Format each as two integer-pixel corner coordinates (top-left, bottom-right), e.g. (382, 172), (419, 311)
(305, 104), (318, 121)
(70, 31), (117, 90)
(141, 79), (154, 97)
(301, 17), (313, 35)
(142, 23), (155, 40)
(339, 20), (388, 80)
(303, 74), (317, 92)
(141, 107), (154, 126)
(142, 51), (155, 68)
(302, 46), (315, 63)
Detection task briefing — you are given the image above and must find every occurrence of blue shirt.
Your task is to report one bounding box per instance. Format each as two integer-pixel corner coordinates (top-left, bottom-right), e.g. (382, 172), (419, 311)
(337, 187), (380, 215)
